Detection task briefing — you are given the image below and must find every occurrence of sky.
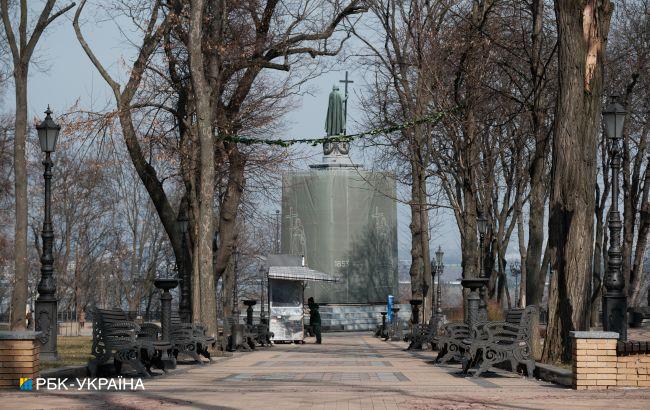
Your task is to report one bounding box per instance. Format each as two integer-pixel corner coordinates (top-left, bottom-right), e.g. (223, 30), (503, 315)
(0, 2), (504, 266)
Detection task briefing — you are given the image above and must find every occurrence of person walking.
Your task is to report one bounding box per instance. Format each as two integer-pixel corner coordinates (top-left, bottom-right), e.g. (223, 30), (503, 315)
(308, 297), (322, 344)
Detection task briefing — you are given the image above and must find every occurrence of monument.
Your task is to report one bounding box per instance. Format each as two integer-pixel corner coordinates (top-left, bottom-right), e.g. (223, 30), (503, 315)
(281, 73), (398, 305)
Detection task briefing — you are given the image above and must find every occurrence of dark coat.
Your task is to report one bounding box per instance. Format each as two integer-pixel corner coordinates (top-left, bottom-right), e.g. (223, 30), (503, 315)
(308, 302), (321, 325)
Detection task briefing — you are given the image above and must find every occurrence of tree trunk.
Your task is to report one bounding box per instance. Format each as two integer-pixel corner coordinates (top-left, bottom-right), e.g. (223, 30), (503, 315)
(526, 0), (550, 307)
(192, 228), (201, 323)
(9, 69), (28, 330)
(2, 0), (75, 331)
(592, 182), (606, 325)
(221, 259), (234, 318)
(622, 135), (635, 295)
(419, 184), (432, 320)
(630, 164), (650, 304)
(516, 200), (527, 308)
(214, 148), (246, 283)
(543, 0), (613, 363)
(409, 180), (424, 302)
(189, 0), (217, 336)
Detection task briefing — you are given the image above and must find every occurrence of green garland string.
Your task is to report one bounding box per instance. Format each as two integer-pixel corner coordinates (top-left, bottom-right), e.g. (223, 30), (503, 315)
(220, 110), (449, 147)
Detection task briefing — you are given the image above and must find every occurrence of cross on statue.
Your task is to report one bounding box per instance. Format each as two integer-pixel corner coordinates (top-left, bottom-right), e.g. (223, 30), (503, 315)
(339, 71), (353, 134)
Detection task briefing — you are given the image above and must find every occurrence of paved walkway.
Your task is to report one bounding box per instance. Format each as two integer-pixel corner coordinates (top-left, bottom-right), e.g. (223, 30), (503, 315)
(2, 333), (650, 409)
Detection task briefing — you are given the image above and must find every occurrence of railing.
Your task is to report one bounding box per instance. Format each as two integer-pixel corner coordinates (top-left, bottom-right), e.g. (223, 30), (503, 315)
(57, 310), (80, 337)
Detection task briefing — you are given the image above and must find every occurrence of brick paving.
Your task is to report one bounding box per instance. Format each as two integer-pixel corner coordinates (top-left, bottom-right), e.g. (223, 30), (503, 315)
(1, 332), (650, 409)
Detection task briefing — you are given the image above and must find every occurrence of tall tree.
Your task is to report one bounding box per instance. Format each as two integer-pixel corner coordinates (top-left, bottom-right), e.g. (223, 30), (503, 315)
(544, 0), (613, 363)
(525, 0), (555, 307)
(354, 0), (449, 313)
(188, 0), (217, 333)
(1, 0), (74, 330)
(75, 0), (365, 331)
(605, 0), (650, 305)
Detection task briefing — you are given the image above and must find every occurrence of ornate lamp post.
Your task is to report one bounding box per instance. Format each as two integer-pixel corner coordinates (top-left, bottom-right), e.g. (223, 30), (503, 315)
(34, 107), (61, 360)
(602, 95), (628, 341)
(259, 265), (265, 319)
(430, 257), (437, 320)
(511, 261), (521, 307)
(177, 211), (191, 322)
(435, 246), (444, 315)
(477, 211), (489, 323)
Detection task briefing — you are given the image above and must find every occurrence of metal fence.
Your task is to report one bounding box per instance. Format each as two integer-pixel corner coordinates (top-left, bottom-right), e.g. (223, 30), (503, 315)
(57, 310), (80, 337)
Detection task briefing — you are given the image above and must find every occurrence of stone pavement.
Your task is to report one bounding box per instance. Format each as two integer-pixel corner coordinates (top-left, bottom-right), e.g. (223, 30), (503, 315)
(2, 332), (650, 409)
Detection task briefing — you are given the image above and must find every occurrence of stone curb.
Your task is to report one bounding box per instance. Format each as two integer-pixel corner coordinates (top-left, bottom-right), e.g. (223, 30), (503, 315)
(0, 330), (43, 340)
(534, 362), (572, 387)
(570, 331), (619, 339)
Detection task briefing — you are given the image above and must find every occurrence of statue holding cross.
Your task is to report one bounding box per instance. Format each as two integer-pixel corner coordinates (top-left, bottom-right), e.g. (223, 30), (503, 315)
(323, 72), (354, 157)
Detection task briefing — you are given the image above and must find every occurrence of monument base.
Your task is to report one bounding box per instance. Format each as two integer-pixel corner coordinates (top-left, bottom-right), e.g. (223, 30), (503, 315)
(307, 304), (412, 332)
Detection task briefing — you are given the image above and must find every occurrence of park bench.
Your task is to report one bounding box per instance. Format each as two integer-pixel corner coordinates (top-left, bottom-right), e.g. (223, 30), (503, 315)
(252, 319), (274, 346)
(224, 316), (257, 351)
(88, 308), (165, 377)
(374, 311), (388, 338)
(462, 305), (537, 377)
(383, 308), (404, 342)
(435, 306), (534, 369)
(170, 312), (215, 363)
(406, 320), (441, 350)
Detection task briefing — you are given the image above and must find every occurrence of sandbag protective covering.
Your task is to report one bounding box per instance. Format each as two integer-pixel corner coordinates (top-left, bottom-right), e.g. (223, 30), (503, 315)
(281, 168), (398, 304)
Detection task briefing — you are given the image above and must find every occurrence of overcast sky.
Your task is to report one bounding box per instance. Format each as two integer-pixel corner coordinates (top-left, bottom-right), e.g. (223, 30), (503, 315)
(0, 3), (526, 266)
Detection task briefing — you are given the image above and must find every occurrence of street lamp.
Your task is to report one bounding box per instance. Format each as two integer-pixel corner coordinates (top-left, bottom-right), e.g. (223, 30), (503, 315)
(477, 211), (489, 323)
(259, 264), (267, 321)
(430, 258), (437, 320)
(511, 261), (521, 307)
(435, 246), (444, 315)
(602, 95), (627, 341)
(477, 212), (488, 278)
(35, 106), (61, 360)
(177, 210), (191, 322)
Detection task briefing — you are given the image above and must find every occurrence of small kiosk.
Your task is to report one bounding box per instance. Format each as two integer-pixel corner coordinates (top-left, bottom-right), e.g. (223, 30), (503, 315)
(266, 255), (337, 343)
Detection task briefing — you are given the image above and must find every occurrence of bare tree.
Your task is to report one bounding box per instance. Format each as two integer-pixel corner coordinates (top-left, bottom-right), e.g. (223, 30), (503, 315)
(544, 0), (613, 363)
(354, 0), (450, 314)
(74, 0), (365, 334)
(605, 0), (650, 305)
(1, 0), (75, 330)
(188, 0), (217, 331)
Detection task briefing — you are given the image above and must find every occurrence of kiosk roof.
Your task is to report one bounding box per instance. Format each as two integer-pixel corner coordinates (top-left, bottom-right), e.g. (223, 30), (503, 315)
(268, 266), (338, 282)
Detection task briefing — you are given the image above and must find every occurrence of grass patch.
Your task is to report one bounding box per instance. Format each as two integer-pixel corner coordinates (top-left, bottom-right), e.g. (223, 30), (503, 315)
(41, 336), (93, 370)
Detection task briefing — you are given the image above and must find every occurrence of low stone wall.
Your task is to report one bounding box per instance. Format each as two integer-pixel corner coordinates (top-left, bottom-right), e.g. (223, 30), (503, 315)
(0, 331), (42, 389)
(572, 331), (650, 389)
